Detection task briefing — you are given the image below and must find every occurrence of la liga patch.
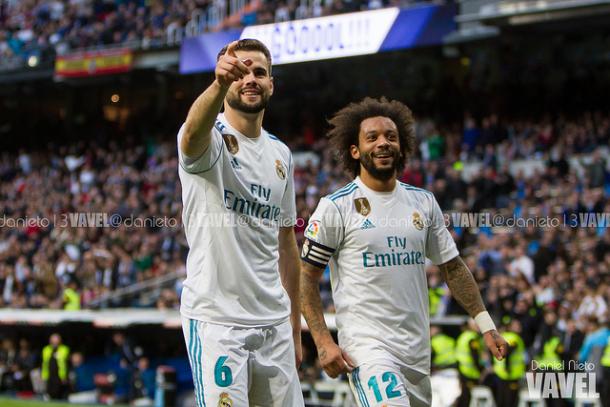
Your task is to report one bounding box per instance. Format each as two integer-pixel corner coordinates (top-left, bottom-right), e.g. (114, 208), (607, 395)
(305, 220), (320, 239)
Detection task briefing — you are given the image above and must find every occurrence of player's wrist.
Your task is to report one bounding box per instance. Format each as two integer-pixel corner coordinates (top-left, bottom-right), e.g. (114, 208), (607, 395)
(474, 311), (496, 334)
(212, 78), (230, 92)
(315, 334), (336, 349)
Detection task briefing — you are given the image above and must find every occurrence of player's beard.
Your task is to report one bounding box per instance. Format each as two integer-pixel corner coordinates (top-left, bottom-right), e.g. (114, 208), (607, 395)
(359, 148), (401, 181)
(226, 87), (270, 114)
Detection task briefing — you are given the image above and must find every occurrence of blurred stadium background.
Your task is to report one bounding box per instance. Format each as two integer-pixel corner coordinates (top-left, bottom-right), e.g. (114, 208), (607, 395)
(1, 0), (609, 406)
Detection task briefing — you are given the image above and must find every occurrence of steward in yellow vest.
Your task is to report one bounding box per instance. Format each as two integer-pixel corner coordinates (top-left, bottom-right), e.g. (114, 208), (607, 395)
(42, 333), (70, 399)
(431, 325), (457, 370)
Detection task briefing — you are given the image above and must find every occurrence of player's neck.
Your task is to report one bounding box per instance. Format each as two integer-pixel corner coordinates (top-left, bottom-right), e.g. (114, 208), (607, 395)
(359, 170), (397, 192)
(224, 107), (264, 138)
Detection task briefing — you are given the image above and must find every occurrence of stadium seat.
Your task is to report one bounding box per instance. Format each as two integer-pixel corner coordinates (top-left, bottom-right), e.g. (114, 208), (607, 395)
(29, 368), (45, 395)
(316, 381), (352, 406)
(517, 389), (546, 407)
(469, 385), (496, 407)
(303, 381), (353, 407)
(574, 398), (601, 407)
(431, 368), (461, 407)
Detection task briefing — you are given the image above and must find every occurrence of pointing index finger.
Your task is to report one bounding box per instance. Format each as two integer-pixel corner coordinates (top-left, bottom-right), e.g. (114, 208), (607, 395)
(226, 41), (239, 57)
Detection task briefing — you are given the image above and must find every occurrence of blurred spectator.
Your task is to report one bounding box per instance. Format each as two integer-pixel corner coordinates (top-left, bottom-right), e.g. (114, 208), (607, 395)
(131, 356), (155, 401)
(69, 352), (94, 394)
(0, 0), (422, 70)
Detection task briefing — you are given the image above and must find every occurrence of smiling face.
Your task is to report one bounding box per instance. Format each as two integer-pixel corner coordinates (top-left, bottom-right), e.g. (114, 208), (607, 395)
(350, 116), (401, 181)
(225, 50), (273, 114)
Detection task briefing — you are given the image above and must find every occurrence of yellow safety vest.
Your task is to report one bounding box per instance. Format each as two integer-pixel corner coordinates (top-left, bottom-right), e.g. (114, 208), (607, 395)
(456, 330), (482, 379)
(63, 288), (81, 310)
(601, 337), (610, 367)
(431, 334), (457, 368)
(429, 287), (445, 316)
(494, 332), (526, 381)
(534, 336), (562, 369)
(42, 344), (70, 381)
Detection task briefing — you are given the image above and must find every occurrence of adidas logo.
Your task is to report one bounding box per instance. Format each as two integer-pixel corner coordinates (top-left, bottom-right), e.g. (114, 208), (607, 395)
(230, 157), (242, 170)
(360, 219), (375, 229)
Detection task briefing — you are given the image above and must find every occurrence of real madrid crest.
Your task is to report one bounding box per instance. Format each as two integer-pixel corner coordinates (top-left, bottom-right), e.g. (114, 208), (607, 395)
(412, 211), (424, 231)
(354, 197), (371, 216)
(218, 392), (233, 407)
(275, 160), (286, 180)
(222, 134), (239, 155)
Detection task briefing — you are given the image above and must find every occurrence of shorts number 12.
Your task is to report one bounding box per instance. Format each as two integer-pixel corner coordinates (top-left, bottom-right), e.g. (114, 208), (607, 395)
(367, 372), (401, 402)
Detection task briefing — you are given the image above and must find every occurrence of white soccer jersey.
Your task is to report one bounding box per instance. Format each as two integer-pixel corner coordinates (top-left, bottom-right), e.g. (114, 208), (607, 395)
(178, 113), (296, 327)
(302, 177), (458, 374)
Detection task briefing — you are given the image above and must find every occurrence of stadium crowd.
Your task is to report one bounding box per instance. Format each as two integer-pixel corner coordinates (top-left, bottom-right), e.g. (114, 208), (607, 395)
(0, 111), (609, 402)
(0, 0), (437, 69)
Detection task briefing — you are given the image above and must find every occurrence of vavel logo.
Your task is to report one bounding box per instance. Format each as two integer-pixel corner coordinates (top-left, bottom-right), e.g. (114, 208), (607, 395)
(526, 361), (600, 399)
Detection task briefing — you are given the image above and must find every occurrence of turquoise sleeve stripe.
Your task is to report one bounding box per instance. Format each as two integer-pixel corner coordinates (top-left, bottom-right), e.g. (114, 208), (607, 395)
(328, 182), (355, 200)
(329, 184), (358, 201)
(353, 367), (370, 407)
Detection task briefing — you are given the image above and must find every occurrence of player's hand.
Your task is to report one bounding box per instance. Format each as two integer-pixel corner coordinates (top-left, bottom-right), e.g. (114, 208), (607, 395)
(317, 340), (355, 378)
(215, 41), (251, 89)
(483, 330), (508, 361)
(293, 330), (303, 368)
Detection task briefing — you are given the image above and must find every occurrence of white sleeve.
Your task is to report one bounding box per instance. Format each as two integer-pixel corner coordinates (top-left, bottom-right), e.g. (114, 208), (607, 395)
(279, 154), (296, 227)
(176, 123), (223, 173)
(425, 195), (459, 265)
(301, 198), (343, 269)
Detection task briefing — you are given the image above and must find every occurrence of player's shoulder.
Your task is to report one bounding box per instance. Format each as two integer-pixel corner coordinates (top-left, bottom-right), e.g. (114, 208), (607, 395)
(213, 118), (227, 134)
(264, 130), (291, 158)
(325, 181), (360, 203)
(397, 181), (434, 198)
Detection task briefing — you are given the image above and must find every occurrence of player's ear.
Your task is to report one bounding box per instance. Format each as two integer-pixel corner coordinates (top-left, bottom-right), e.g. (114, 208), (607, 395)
(350, 145), (360, 160)
(269, 76), (274, 96)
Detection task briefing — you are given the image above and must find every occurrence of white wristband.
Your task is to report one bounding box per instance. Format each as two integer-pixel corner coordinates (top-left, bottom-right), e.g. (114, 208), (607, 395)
(474, 311), (496, 333)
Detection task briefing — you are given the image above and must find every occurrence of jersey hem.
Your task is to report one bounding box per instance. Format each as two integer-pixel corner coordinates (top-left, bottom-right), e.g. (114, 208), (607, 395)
(180, 309), (290, 329)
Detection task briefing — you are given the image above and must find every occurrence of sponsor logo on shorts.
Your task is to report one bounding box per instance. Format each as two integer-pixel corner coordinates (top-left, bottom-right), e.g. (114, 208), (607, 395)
(354, 197), (371, 216)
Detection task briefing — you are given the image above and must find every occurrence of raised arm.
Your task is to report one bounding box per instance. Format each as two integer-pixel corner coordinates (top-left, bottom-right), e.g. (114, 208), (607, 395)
(180, 41), (250, 158)
(439, 256), (508, 360)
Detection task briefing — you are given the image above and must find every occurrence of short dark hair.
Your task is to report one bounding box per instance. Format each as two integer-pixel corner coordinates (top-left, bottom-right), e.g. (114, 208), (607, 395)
(217, 39), (272, 71)
(327, 97), (416, 177)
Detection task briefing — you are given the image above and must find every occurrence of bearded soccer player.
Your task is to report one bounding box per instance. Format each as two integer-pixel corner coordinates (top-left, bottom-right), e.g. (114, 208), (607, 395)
(177, 39), (304, 406)
(300, 97), (508, 406)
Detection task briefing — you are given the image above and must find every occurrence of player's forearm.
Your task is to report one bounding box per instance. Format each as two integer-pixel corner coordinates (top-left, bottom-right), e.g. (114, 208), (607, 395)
(181, 80), (227, 158)
(279, 229), (301, 332)
(300, 264), (334, 347)
(438, 256), (486, 317)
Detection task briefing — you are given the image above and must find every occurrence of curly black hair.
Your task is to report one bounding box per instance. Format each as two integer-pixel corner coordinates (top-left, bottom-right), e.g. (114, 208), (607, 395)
(327, 97), (416, 177)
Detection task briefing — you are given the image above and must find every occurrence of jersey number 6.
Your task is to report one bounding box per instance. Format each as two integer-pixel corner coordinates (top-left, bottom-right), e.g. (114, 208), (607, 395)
(214, 356), (233, 387)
